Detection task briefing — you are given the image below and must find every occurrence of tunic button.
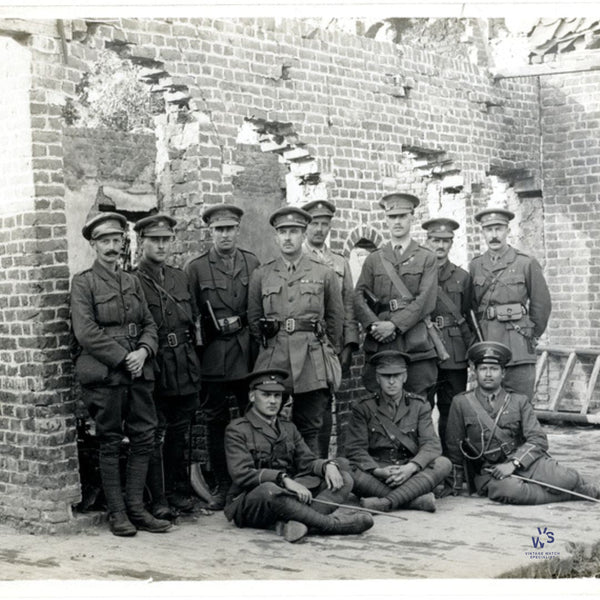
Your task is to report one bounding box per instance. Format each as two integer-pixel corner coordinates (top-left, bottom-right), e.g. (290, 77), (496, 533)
(167, 310), (172, 315)
(288, 282), (293, 287)
(125, 305), (130, 310)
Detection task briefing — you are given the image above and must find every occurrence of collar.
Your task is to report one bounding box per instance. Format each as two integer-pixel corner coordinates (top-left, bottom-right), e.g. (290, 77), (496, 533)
(138, 257), (165, 279)
(92, 258), (121, 281)
(247, 407), (278, 430)
(282, 254), (303, 271)
(475, 386), (507, 406)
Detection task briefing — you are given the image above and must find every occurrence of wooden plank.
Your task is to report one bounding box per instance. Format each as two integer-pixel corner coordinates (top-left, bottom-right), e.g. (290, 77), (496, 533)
(534, 350), (548, 394)
(537, 345), (600, 356)
(548, 351), (577, 412)
(494, 54), (600, 80)
(580, 355), (600, 416)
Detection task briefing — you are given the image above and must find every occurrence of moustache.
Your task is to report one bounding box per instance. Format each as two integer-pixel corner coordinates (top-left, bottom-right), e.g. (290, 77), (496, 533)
(490, 239), (501, 244)
(105, 251), (120, 256)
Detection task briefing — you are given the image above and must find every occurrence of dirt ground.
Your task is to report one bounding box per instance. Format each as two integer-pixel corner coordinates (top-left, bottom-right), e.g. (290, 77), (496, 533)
(0, 424), (599, 597)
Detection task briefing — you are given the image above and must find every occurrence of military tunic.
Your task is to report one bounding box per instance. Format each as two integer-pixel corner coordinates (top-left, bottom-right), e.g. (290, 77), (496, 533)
(427, 260), (473, 452)
(470, 246), (551, 399)
(354, 240), (438, 394)
(224, 410), (329, 527)
(446, 387), (588, 504)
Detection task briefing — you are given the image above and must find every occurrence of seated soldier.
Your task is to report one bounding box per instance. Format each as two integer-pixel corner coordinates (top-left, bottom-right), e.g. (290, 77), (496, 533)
(343, 350), (452, 513)
(224, 368), (374, 543)
(445, 341), (600, 504)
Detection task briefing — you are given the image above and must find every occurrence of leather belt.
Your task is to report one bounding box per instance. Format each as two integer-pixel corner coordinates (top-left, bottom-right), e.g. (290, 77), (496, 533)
(159, 327), (192, 348)
(479, 303), (527, 321)
(279, 318), (318, 334)
(102, 323), (140, 338)
(216, 314), (248, 335)
(433, 316), (460, 329)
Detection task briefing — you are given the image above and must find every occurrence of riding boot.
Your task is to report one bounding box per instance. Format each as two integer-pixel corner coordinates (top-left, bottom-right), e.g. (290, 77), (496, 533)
(164, 421), (194, 513)
(146, 446), (174, 520)
(206, 420), (230, 510)
(271, 495), (373, 542)
(311, 471), (353, 515)
(99, 453), (136, 537)
(126, 452), (172, 533)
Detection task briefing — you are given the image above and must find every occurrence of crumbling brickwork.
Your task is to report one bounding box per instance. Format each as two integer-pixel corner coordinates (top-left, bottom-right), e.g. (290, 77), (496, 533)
(0, 17), (593, 529)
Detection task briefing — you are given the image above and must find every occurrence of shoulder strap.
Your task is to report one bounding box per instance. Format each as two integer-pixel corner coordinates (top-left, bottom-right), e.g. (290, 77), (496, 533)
(378, 253), (414, 301)
(137, 269), (193, 326)
(370, 410), (419, 456)
(436, 285), (466, 325)
(463, 392), (513, 447)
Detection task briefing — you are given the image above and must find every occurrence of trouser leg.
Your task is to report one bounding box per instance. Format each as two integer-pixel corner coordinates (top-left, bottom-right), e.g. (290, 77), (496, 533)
(310, 471), (353, 515)
(349, 467), (393, 499)
(317, 392), (334, 459)
(435, 369), (467, 454)
(292, 388), (329, 456)
(405, 358), (438, 396)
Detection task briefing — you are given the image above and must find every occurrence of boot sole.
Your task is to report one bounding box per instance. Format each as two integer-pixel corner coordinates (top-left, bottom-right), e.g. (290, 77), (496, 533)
(110, 528), (137, 537)
(133, 523), (173, 533)
(276, 520), (308, 543)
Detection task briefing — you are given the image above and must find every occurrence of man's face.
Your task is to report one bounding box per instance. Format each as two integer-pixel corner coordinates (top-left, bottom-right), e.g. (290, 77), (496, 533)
(427, 236), (453, 262)
(276, 226), (305, 257)
(386, 212), (413, 240)
(376, 371), (407, 398)
(211, 224), (240, 253)
(306, 216), (332, 248)
(90, 234), (124, 266)
(141, 235), (173, 264)
(475, 363), (504, 393)
(250, 389), (283, 418)
(482, 224), (509, 253)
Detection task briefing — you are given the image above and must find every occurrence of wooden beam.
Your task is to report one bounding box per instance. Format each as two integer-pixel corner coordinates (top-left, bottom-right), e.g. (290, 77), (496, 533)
(534, 350), (548, 395)
(548, 351), (577, 412)
(580, 354), (600, 416)
(494, 54), (600, 80)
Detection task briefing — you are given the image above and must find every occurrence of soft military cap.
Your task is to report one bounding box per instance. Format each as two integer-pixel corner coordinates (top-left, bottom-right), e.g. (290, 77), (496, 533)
(82, 212), (127, 241)
(422, 217), (460, 239)
(302, 200), (336, 219)
(467, 341), (512, 366)
(248, 368), (290, 392)
(474, 208), (515, 227)
(269, 206), (312, 229)
(371, 350), (410, 374)
(202, 204), (244, 227)
(134, 213), (177, 237)
(378, 193), (420, 215)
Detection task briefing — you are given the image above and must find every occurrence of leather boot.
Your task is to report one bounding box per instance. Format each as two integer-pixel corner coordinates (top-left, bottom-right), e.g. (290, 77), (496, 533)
(146, 447), (174, 520)
(406, 492), (436, 512)
(126, 452), (172, 533)
(275, 520), (308, 543)
(99, 452), (138, 535)
(575, 481), (600, 500)
(206, 421), (230, 511)
(272, 495), (374, 539)
(164, 418), (195, 513)
(108, 510), (137, 537)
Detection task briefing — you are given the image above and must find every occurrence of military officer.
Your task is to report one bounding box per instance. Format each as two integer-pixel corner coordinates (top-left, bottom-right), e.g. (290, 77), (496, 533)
(343, 351), (451, 513)
(247, 206), (344, 456)
(224, 368), (373, 543)
(185, 204), (260, 509)
(445, 342), (600, 504)
(470, 208), (551, 399)
(70, 212), (171, 536)
(354, 192), (438, 395)
(302, 199), (359, 457)
(133, 214), (202, 518)
(422, 217), (473, 453)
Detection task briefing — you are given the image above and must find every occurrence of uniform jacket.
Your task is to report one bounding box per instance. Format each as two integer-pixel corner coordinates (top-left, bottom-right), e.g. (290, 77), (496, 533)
(354, 240), (438, 361)
(247, 254), (344, 394)
(185, 247), (260, 381)
(445, 387), (548, 478)
(344, 392), (442, 472)
(303, 242), (359, 350)
(469, 246), (551, 365)
(70, 259), (158, 386)
(224, 409), (328, 519)
(133, 259), (202, 397)
(432, 260), (473, 370)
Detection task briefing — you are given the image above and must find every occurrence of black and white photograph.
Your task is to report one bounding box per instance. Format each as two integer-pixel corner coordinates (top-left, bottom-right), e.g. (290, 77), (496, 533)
(0, 3), (599, 598)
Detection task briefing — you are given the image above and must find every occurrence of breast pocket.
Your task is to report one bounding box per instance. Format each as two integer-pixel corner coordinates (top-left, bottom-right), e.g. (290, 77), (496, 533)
(199, 278), (227, 305)
(262, 284), (282, 314)
(299, 282), (323, 311)
(94, 292), (120, 325)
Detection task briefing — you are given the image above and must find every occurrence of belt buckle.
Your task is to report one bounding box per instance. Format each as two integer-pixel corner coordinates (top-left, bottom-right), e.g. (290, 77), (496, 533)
(435, 316), (445, 328)
(128, 323), (138, 337)
(486, 306), (495, 320)
(500, 442), (513, 456)
(221, 317), (230, 333)
(167, 332), (178, 347)
(284, 318), (295, 333)
(389, 299), (399, 312)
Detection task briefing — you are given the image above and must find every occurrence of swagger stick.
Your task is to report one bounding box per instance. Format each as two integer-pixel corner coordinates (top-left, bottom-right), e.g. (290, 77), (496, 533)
(311, 497), (408, 520)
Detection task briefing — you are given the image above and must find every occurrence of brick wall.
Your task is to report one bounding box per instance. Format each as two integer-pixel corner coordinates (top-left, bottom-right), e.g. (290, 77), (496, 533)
(0, 17), (579, 528)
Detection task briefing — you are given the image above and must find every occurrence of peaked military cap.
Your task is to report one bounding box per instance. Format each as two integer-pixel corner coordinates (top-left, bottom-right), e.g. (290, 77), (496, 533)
(269, 206), (312, 229)
(474, 208), (515, 227)
(422, 217), (460, 239)
(467, 341), (512, 366)
(247, 368), (289, 392)
(82, 212), (127, 241)
(370, 350), (410, 374)
(134, 213), (177, 237)
(301, 200), (336, 219)
(378, 193), (420, 215)
(202, 204), (244, 227)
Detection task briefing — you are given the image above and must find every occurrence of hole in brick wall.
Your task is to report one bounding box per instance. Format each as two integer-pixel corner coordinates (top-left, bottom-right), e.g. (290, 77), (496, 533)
(348, 237), (378, 283)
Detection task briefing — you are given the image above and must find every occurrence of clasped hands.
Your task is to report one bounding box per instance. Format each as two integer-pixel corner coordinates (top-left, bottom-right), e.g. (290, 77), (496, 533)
(124, 347), (149, 378)
(373, 463), (419, 487)
(369, 321), (397, 343)
(281, 463), (345, 504)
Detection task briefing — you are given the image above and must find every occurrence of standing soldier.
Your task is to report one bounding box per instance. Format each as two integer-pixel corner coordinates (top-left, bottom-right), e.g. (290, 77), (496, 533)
(185, 204), (260, 510)
(133, 214), (202, 518)
(302, 200), (359, 457)
(354, 193), (438, 396)
(247, 206), (344, 456)
(470, 208), (551, 399)
(422, 218), (473, 452)
(70, 212), (171, 536)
